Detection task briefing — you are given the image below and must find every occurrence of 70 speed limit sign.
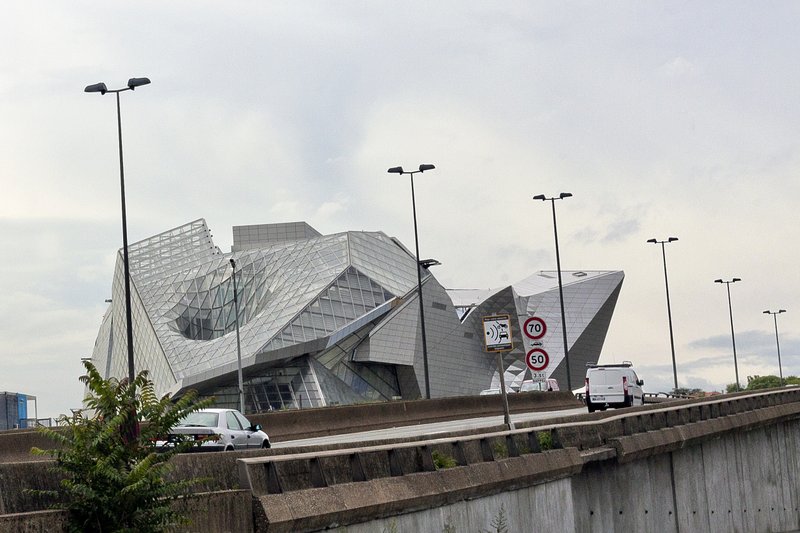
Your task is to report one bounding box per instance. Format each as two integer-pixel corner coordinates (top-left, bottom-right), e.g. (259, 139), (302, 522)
(526, 348), (549, 372)
(523, 317), (546, 340)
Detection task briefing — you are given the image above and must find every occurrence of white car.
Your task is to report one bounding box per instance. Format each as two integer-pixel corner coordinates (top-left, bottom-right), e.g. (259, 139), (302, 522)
(585, 362), (644, 412)
(165, 408), (270, 451)
(479, 387), (516, 395)
(519, 379), (560, 392)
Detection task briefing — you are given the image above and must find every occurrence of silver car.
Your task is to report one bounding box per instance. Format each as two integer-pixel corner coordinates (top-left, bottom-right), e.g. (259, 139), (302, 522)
(166, 408), (270, 451)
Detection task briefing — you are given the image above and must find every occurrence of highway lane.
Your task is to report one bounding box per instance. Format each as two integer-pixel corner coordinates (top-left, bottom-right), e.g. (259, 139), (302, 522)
(273, 405), (588, 448)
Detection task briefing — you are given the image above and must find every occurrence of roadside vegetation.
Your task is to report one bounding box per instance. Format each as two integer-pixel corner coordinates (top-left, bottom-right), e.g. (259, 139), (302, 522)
(30, 360), (212, 532)
(726, 375), (800, 393)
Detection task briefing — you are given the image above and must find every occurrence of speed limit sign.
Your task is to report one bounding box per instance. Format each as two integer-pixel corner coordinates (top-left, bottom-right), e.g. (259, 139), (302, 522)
(526, 348), (549, 372)
(523, 317), (547, 340)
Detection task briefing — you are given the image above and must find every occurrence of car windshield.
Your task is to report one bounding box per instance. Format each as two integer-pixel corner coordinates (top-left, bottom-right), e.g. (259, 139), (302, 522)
(177, 411), (219, 428)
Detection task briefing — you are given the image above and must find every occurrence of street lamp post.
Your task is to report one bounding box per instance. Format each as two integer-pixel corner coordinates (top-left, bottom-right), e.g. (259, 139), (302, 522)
(533, 193), (573, 391)
(763, 309), (787, 386)
(230, 259), (245, 413)
(85, 77), (151, 384)
(388, 164), (435, 399)
(715, 278), (742, 391)
(647, 237), (679, 391)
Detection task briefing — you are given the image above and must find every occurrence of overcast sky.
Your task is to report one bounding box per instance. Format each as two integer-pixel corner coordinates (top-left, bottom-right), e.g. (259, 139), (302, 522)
(2, 2), (799, 418)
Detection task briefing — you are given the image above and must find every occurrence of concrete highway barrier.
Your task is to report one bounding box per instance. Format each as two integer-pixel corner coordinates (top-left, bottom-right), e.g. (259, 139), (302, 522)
(3, 388), (799, 531)
(0, 391), (580, 464)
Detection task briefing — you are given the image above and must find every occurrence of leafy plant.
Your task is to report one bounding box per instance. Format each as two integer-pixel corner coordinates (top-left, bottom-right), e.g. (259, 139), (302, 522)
(432, 450), (458, 470)
(31, 361), (213, 532)
(482, 503), (509, 533)
(382, 518), (399, 533)
(492, 441), (508, 459)
(537, 431), (553, 451)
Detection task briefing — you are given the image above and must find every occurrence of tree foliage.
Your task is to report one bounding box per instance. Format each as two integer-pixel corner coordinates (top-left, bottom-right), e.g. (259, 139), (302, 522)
(745, 375), (783, 390)
(745, 375), (800, 390)
(671, 387), (705, 397)
(32, 361), (213, 532)
(726, 375), (800, 393)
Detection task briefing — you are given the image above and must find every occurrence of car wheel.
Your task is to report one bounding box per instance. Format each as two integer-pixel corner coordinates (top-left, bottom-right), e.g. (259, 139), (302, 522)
(262, 439), (271, 449)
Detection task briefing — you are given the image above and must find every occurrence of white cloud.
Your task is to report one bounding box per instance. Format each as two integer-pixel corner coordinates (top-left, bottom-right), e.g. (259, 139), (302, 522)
(658, 56), (698, 78)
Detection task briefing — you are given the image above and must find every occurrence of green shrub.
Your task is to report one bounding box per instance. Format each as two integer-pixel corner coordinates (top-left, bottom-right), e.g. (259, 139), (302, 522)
(31, 361), (213, 532)
(492, 441), (508, 459)
(537, 431), (553, 450)
(482, 503), (509, 533)
(432, 450), (458, 469)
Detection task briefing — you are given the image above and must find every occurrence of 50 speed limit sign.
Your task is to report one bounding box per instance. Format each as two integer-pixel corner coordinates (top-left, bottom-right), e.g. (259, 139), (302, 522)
(526, 348), (549, 372)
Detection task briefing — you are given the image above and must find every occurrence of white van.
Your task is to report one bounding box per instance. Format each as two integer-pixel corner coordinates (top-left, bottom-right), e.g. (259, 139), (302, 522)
(584, 362), (644, 412)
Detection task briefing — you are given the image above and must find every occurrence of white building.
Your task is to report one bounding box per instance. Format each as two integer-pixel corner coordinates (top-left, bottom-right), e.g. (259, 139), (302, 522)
(91, 219), (624, 410)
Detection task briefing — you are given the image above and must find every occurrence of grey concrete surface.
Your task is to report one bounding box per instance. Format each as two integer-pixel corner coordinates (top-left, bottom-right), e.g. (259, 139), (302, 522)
(4, 388), (800, 532)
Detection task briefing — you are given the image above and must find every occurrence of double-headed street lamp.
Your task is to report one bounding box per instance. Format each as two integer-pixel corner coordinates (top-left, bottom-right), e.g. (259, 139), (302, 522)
(715, 278), (742, 391)
(647, 237), (679, 390)
(388, 164), (435, 399)
(229, 259), (245, 413)
(763, 309), (787, 386)
(85, 77), (151, 383)
(533, 192), (573, 391)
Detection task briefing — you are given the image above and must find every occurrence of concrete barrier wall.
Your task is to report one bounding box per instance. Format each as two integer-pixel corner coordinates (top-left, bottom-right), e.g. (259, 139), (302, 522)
(0, 509), (67, 533)
(5, 388), (800, 531)
(0, 391), (579, 464)
(0, 461), (63, 514)
(0, 430), (60, 464)
(238, 388), (800, 531)
(251, 449), (583, 532)
(0, 491), (253, 533)
(316, 407), (800, 533)
(247, 391), (579, 441)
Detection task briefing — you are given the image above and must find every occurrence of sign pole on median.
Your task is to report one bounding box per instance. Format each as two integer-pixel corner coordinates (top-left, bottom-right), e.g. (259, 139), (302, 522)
(482, 314), (514, 430)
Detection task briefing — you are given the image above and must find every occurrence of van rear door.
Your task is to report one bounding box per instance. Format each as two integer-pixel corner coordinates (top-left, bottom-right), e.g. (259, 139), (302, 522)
(588, 368), (624, 403)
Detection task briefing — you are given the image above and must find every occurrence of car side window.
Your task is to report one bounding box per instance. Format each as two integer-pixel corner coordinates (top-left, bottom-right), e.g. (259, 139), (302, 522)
(226, 411), (242, 430)
(233, 411), (252, 430)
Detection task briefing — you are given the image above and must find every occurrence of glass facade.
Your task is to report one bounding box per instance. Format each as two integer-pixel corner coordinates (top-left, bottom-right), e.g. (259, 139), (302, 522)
(264, 266), (394, 351)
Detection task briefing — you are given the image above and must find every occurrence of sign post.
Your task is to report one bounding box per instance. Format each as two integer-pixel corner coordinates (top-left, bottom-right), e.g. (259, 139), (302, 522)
(521, 316), (549, 385)
(483, 315), (514, 430)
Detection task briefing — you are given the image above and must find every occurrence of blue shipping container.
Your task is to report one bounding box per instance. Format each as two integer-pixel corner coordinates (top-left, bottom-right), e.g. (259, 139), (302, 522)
(18, 394), (27, 429)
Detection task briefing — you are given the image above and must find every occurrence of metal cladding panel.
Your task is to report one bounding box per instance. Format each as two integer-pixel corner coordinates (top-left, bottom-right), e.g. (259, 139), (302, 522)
(17, 394), (27, 425)
(0, 393), (18, 430)
(362, 298), (420, 366)
(423, 278), (497, 397)
(548, 277), (624, 388)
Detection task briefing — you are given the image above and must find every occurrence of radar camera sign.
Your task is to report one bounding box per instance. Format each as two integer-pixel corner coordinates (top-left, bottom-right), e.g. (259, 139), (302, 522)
(483, 315), (513, 352)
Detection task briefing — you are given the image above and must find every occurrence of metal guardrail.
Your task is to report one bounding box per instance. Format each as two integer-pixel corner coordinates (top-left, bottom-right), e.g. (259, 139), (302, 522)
(18, 418), (54, 428)
(574, 391), (692, 403)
